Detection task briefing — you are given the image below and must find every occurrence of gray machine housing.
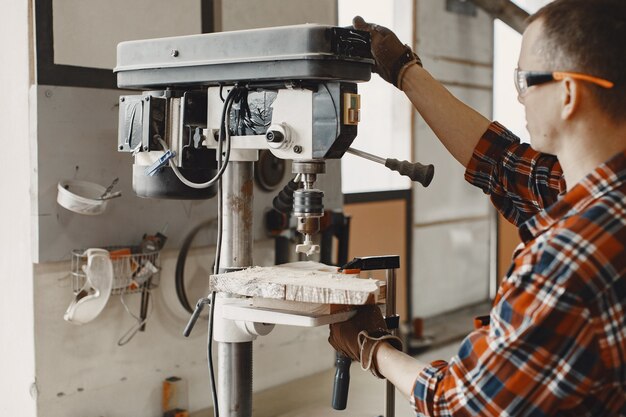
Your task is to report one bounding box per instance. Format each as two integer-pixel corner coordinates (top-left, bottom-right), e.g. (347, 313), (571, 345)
(116, 24), (372, 199)
(115, 24), (373, 89)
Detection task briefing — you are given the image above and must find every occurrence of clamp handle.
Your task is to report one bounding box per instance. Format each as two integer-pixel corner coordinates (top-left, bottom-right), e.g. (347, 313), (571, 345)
(331, 352), (352, 410)
(183, 297), (211, 337)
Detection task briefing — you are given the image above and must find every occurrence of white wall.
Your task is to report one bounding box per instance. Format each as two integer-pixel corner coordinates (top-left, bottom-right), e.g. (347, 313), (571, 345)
(0, 1), (37, 416)
(221, 0), (336, 31)
(53, 0), (202, 69)
(412, 2), (494, 317)
(33, 243), (333, 417)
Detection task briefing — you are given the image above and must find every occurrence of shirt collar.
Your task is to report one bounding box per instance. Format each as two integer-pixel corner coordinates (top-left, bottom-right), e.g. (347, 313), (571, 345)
(519, 150), (626, 243)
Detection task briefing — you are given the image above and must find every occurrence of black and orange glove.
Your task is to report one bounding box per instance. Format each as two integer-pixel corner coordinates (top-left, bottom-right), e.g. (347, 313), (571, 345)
(353, 16), (422, 89)
(329, 305), (403, 378)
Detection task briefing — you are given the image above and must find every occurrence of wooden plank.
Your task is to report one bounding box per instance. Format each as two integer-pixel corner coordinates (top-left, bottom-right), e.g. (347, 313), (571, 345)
(209, 261), (385, 305)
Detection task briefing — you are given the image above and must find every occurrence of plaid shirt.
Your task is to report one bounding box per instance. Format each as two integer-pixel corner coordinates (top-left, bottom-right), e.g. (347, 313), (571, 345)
(411, 122), (626, 416)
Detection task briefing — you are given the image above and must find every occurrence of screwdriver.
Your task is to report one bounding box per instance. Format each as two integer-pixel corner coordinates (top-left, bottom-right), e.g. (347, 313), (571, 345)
(346, 147), (435, 187)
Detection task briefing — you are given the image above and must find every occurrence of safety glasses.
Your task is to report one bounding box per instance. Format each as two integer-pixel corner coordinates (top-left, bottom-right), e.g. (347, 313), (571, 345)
(514, 68), (614, 96)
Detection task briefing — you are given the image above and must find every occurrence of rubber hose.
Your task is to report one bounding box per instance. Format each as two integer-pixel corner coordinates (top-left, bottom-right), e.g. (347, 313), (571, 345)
(175, 218), (217, 314)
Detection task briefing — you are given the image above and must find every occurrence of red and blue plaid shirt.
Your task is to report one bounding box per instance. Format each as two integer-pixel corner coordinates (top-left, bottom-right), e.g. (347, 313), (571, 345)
(411, 122), (626, 416)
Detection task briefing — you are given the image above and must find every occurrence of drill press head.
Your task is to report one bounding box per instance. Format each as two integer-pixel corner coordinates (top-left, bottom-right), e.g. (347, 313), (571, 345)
(115, 24), (371, 253)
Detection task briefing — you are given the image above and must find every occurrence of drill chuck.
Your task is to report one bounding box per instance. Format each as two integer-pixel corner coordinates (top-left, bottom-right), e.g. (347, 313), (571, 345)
(293, 188), (324, 216)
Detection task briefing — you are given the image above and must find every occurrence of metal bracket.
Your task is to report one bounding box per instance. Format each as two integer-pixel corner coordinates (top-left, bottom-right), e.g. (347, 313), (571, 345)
(446, 0), (478, 16)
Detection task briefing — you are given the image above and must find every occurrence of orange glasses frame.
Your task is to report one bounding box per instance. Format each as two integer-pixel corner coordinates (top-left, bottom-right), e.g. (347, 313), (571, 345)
(515, 69), (614, 96)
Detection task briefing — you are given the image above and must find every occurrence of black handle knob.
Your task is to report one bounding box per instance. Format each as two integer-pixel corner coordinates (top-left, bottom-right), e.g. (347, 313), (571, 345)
(266, 130), (284, 143)
(384, 158), (435, 187)
(332, 352), (352, 410)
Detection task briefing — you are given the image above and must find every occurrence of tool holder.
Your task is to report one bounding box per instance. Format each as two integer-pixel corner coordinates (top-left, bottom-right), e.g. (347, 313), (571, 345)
(334, 255), (400, 417)
(70, 246), (161, 296)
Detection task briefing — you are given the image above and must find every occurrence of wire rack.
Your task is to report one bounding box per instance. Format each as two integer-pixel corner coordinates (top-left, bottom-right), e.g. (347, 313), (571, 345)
(70, 246), (161, 295)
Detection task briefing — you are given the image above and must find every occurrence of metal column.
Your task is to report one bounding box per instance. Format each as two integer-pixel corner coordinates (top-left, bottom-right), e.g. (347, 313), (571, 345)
(217, 161), (254, 417)
(385, 268), (397, 417)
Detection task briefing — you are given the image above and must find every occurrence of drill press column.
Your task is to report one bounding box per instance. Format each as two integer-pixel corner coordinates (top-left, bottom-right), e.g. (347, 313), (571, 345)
(218, 161), (254, 417)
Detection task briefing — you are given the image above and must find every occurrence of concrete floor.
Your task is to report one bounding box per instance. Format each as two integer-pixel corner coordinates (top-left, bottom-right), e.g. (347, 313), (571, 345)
(192, 342), (461, 417)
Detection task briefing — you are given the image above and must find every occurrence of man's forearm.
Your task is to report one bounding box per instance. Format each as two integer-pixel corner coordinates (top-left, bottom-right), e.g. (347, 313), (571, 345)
(375, 342), (428, 400)
(401, 64), (492, 167)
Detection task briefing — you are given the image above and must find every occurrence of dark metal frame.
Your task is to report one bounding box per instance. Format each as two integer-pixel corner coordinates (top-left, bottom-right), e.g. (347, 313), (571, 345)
(34, 0), (214, 89)
(344, 188), (413, 323)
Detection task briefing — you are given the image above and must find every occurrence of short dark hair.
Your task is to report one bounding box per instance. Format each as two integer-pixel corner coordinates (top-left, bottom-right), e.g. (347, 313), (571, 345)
(528, 0), (626, 122)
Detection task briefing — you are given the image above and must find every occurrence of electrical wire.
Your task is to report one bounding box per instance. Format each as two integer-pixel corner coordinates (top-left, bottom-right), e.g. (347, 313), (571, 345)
(155, 87), (239, 189)
(322, 83), (340, 138)
(207, 290), (218, 417)
(167, 86), (247, 417)
(208, 86), (244, 417)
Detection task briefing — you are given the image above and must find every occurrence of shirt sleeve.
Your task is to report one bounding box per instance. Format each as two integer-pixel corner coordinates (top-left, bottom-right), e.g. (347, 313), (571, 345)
(464, 122), (565, 227)
(410, 261), (603, 417)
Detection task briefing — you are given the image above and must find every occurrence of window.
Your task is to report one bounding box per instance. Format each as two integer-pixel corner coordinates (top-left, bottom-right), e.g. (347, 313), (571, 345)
(338, 0), (414, 193)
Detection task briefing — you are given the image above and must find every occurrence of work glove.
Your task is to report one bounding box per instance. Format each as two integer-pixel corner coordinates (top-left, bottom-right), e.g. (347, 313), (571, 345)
(329, 305), (403, 378)
(353, 16), (422, 89)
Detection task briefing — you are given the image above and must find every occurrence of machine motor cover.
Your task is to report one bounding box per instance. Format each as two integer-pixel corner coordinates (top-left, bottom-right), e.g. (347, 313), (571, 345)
(115, 25), (373, 89)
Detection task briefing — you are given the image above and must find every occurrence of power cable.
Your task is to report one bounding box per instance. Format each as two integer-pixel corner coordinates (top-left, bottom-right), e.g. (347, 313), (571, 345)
(175, 218), (218, 314)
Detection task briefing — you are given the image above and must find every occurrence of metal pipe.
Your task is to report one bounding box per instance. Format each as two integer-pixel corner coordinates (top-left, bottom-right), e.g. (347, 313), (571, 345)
(346, 147), (386, 165)
(217, 161), (254, 417)
(220, 161), (254, 270)
(217, 342), (253, 416)
(385, 268), (397, 417)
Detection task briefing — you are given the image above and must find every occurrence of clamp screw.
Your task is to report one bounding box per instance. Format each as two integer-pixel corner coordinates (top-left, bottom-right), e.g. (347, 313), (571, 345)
(171, 49), (179, 57)
(145, 96), (150, 102)
(118, 145), (124, 150)
(120, 97), (125, 102)
(293, 145), (303, 154)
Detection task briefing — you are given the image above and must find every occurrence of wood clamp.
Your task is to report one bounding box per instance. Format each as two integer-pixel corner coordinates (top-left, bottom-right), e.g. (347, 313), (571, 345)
(333, 255), (400, 417)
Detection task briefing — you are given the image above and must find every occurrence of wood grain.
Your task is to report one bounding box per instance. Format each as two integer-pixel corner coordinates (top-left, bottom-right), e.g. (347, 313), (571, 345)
(210, 261), (385, 305)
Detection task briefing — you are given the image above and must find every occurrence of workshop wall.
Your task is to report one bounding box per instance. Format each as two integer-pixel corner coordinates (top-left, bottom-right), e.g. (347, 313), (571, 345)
(33, 243), (334, 417)
(28, 1), (340, 416)
(0, 2), (37, 417)
(412, 2), (494, 317)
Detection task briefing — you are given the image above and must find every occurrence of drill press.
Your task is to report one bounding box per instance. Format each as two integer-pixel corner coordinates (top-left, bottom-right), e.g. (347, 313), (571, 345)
(115, 24), (372, 417)
(115, 23), (433, 417)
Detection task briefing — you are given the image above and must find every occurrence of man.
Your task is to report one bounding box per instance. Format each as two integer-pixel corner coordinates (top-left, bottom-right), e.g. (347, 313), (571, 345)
(329, 0), (626, 415)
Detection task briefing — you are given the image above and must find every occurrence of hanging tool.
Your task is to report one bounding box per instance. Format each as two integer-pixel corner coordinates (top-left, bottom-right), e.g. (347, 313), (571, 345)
(98, 177), (122, 201)
(346, 147), (434, 187)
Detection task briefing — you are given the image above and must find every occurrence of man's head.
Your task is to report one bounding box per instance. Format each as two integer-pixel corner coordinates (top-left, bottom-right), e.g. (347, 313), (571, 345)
(527, 0), (625, 121)
(518, 0), (626, 152)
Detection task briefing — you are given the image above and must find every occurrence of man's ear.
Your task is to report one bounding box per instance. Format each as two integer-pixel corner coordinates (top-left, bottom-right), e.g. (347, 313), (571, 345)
(561, 77), (580, 120)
